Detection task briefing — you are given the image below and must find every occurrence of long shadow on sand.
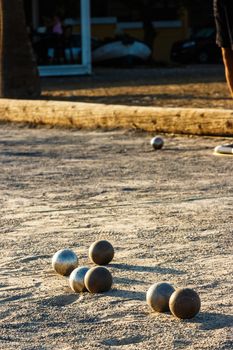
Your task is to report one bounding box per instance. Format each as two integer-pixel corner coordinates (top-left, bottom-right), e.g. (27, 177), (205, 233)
(196, 312), (233, 330)
(111, 263), (184, 275)
(41, 93), (231, 108)
(40, 294), (79, 307)
(41, 66), (225, 92)
(114, 276), (148, 286)
(109, 288), (145, 301)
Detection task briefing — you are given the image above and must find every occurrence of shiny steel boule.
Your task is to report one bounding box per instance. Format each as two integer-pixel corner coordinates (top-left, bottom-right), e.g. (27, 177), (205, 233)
(146, 282), (175, 312)
(84, 266), (113, 293)
(52, 249), (78, 276)
(169, 288), (201, 319)
(89, 240), (114, 265)
(150, 136), (164, 150)
(69, 266), (89, 293)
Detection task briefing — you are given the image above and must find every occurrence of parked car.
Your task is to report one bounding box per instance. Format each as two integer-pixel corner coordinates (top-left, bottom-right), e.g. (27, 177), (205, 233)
(170, 27), (222, 64)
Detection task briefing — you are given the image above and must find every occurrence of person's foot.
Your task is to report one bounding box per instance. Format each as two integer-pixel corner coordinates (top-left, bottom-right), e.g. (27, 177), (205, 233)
(214, 144), (233, 154)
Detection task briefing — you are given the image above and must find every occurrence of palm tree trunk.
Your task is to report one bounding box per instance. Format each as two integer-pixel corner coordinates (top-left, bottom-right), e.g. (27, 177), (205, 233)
(0, 0), (41, 98)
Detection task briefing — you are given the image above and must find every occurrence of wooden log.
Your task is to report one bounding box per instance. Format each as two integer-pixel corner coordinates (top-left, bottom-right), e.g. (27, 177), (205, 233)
(0, 98), (232, 136)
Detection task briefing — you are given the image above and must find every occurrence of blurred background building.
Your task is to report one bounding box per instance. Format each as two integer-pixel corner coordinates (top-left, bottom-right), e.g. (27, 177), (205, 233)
(23, 0), (216, 75)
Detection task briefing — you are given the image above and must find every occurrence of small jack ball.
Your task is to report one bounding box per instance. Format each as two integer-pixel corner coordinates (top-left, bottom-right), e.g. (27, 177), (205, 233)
(52, 249), (78, 276)
(84, 266), (113, 293)
(150, 136), (164, 150)
(89, 240), (114, 265)
(146, 282), (175, 312)
(169, 288), (201, 319)
(69, 266), (90, 293)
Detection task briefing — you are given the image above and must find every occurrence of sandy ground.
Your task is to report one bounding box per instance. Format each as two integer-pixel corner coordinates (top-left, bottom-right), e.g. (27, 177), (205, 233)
(41, 65), (233, 109)
(0, 123), (232, 350)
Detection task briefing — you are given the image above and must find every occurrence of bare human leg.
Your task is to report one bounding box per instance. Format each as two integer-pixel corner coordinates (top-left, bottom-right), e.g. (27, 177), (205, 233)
(221, 47), (233, 97)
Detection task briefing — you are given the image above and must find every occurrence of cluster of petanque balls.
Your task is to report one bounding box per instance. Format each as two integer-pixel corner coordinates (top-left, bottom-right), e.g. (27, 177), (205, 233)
(52, 240), (114, 294)
(52, 240), (201, 320)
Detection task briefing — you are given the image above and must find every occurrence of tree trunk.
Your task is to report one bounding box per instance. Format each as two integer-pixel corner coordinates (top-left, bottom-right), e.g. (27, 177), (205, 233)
(0, 0), (41, 98)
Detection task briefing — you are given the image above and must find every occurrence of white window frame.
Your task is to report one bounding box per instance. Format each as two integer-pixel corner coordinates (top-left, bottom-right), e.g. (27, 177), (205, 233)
(31, 0), (91, 76)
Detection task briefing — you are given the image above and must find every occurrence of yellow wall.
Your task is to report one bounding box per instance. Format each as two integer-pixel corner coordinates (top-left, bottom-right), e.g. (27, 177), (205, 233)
(153, 28), (187, 62)
(122, 27), (187, 62)
(73, 24), (117, 40)
(74, 14), (189, 63)
(92, 24), (117, 40)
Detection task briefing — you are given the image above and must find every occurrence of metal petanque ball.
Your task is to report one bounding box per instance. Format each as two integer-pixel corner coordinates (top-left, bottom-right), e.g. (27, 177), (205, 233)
(52, 249), (78, 277)
(150, 136), (164, 150)
(84, 266), (113, 293)
(69, 266), (90, 293)
(89, 240), (114, 265)
(146, 282), (175, 312)
(169, 288), (201, 319)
